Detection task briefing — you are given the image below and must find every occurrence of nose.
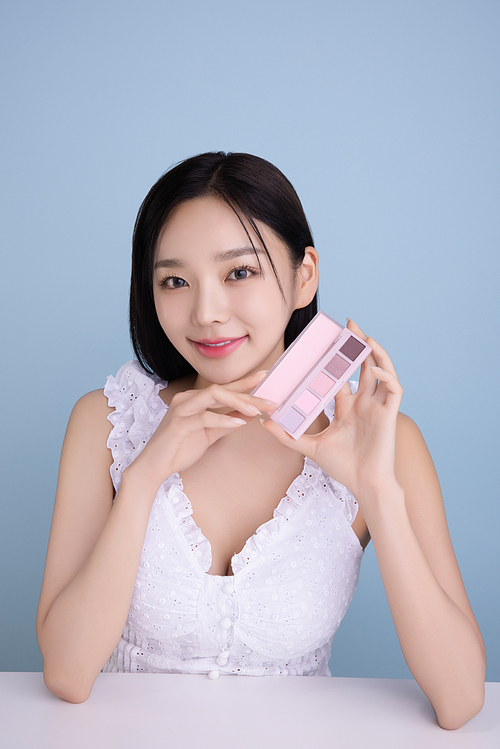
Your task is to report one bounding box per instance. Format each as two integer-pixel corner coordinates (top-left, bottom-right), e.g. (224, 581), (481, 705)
(191, 281), (230, 327)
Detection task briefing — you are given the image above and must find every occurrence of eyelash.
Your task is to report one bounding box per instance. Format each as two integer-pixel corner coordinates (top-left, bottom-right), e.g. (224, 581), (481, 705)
(159, 264), (260, 289)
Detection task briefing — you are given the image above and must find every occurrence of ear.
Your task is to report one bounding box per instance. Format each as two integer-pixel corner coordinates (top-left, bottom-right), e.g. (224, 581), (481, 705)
(294, 246), (319, 310)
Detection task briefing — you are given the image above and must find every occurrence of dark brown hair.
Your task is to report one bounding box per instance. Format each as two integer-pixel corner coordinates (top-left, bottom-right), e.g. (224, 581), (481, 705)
(130, 151), (318, 381)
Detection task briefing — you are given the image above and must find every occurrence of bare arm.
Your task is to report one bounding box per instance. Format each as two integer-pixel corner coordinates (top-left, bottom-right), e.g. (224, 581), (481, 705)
(367, 413), (485, 730)
(37, 373), (270, 703)
(36, 390), (160, 703)
(264, 325), (486, 729)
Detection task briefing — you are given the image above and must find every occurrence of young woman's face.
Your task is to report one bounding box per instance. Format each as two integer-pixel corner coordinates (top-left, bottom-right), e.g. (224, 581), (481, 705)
(153, 196), (305, 387)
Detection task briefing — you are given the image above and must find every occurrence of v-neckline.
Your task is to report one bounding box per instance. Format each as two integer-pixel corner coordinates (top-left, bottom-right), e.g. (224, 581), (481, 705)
(154, 383), (330, 578)
(171, 455), (309, 578)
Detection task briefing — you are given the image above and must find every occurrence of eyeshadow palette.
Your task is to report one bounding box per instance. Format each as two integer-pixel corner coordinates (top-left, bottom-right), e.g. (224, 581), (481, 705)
(251, 311), (372, 439)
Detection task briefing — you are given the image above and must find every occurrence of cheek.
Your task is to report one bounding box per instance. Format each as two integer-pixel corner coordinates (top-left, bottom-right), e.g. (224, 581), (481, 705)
(232, 275), (294, 317)
(232, 290), (286, 331)
(154, 294), (186, 338)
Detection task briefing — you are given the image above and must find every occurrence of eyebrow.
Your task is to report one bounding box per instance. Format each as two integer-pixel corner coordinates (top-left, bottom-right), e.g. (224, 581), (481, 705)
(154, 246), (265, 270)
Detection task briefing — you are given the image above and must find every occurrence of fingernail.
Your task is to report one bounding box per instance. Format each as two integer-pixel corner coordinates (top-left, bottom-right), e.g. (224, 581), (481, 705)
(247, 404), (262, 415)
(263, 400), (278, 406)
(230, 418), (247, 425)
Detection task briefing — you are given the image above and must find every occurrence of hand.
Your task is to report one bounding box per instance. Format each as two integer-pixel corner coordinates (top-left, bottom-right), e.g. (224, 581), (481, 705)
(261, 321), (404, 505)
(124, 370), (274, 493)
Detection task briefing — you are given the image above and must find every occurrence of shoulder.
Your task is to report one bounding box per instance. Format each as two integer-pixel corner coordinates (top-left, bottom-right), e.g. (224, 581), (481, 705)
(394, 412), (449, 560)
(72, 388), (115, 419)
(395, 412), (439, 488)
(396, 410), (425, 439)
(66, 389), (115, 446)
(396, 411), (425, 448)
(60, 391), (115, 495)
(64, 361), (158, 453)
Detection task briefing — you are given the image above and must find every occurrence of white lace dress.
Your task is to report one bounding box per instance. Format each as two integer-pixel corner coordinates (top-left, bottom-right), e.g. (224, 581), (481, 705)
(102, 361), (364, 678)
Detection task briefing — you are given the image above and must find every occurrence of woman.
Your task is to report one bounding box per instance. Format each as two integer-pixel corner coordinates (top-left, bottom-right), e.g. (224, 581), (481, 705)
(37, 152), (485, 728)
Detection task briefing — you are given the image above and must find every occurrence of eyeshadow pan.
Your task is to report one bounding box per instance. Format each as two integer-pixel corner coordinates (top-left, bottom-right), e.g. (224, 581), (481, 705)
(339, 336), (366, 362)
(279, 407), (305, 433)
(310, 371), (335, 397)
(324, 354), (350, 379)
(251, 311), (343, 405)
(251, 311), (373, 440)
(295, 389), (320, 415)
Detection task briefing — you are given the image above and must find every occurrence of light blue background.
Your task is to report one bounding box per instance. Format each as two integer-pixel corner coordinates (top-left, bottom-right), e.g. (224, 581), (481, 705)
(1, 0), (498, 680)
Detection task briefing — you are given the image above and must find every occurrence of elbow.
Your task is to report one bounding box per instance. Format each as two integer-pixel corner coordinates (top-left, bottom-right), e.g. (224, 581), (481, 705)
(42, 666), (93, 704)
(435, 682), (485, 731)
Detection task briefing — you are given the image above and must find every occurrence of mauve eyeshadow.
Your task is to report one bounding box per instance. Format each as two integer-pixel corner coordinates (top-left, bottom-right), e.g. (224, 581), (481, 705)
(324, 354), (350, 379)
(339, 336), (365, 362)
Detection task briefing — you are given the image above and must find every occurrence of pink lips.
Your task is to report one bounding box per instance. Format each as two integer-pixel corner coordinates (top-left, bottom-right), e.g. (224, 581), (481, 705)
(191, 336), (247, 358)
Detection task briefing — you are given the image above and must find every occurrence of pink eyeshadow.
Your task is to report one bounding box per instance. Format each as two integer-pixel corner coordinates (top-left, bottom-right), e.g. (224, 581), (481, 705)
(310, 371), (335, 397)
(295, 389), (320, 415)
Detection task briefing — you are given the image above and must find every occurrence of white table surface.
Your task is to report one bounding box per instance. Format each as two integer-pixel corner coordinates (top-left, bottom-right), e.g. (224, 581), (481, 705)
(1, 672), (498, 749)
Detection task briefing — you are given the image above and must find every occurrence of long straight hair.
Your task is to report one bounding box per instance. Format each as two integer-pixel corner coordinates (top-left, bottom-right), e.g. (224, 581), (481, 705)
(130, 152), (318, 381)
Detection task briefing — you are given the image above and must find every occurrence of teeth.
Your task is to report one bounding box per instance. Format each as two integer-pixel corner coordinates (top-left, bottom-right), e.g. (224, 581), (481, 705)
(203, 340), (233, 347)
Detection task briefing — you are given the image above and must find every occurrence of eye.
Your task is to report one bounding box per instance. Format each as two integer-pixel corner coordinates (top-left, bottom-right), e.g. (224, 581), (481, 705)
(160, 275), (187, 289)
(226, 265), (258, 281)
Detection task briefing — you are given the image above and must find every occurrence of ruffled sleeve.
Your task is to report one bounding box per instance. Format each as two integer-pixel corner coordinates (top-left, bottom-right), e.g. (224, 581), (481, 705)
(104, 360), (168, 492)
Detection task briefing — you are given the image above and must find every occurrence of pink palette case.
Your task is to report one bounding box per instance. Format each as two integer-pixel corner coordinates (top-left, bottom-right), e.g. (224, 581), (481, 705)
(251, 311), (372, 439)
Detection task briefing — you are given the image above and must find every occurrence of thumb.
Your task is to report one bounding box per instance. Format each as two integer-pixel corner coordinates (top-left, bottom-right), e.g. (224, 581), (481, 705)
(260, 418), (318, 460)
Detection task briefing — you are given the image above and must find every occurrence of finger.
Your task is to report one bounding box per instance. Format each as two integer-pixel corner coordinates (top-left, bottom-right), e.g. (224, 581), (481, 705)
(174, 409), (248, 438)
(174, 369), (268, 404)
(213, 369), (278, 411)
(346, 318), (367, 339)
(174, 383), (270, 419)
(366, 337), (398, 378)
(333, 380), (352, 404)
(353, 330), (398, 396)
(259, 417), (321, 461)
(370, 366), (403, 409)
(199, 411), (248, 429)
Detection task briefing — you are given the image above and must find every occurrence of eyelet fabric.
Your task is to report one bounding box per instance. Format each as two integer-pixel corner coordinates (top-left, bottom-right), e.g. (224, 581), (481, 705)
(102, 361), (363, 677)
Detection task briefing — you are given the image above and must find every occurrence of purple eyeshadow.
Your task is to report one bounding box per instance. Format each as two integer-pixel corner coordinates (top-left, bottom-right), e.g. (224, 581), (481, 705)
(339, 336), (366, 362)
(279, 407), (305, 433)
(324, 354), (350, 379)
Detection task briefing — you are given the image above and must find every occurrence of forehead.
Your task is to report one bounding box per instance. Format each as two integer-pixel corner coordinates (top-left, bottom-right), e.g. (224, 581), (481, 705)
(157, 197), (250, 255)
(155, 196), (287, 265)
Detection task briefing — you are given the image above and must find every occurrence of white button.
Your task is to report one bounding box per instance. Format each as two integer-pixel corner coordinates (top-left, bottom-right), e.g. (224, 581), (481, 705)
(220, 617), (231, 630)
(222, 582), (233, 595)
(216, 652), (229, 666)
(208, 669), (220, 680)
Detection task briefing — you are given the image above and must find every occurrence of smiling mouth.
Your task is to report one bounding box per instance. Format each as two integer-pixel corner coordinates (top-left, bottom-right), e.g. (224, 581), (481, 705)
(191, 336), (247, 358)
